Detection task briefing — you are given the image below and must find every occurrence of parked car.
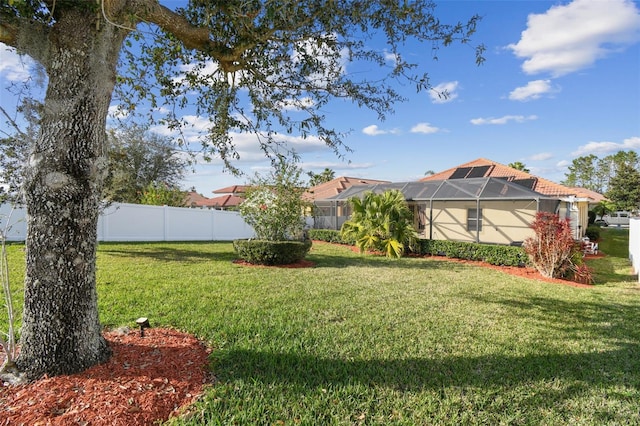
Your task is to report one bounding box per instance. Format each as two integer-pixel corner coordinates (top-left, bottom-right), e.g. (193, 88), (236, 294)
(602, 211), (631, 227)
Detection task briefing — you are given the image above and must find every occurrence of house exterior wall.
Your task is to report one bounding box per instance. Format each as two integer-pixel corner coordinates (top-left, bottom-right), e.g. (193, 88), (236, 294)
(417, 200), (537, 245)
(558, 200), (589, 239)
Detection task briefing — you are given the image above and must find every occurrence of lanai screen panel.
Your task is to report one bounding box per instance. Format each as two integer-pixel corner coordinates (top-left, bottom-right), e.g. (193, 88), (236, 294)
(378, 182), (410, 193)
(327, 185), (375, 200)
(403, 181), (442, 200)
(433, 178), (487, 199)
(481, 178), (543, 199)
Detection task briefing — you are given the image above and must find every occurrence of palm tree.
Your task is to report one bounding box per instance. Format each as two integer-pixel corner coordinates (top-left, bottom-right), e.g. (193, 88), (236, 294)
(341, 190), (418, 258)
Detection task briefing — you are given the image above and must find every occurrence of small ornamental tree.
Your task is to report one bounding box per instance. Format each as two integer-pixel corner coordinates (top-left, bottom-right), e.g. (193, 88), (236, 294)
(235, 160), (311, 265)
(239, 160), (309, 241)
(523, 212), (580, 279)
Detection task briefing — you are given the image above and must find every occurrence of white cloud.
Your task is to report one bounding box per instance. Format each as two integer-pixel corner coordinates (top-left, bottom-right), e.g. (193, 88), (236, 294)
(150, 114), (212, 144)
(150, 114), (329, 165)
(0, 44), (35, 82)
(362, 124), (399, 136)
(173, 60), (238, 87)
(383, 50), (398, 65)
(508, 0), (640, 77)
(470, 115), (538, 125)
(291, 35), (349, 86)
(302, 160), (374, 171)
(529, 152), (553, 161)
(509, 80), (557, 101)
(410, 122), (440, 134)
(276, 97), (315, 111)
(430, 81), (459, 104)
(107, 104), (130, 119)
(571, 136), (640, 156)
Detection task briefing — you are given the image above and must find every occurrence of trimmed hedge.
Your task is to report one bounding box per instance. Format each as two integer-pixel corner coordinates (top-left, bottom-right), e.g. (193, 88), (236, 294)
(308, 229), (528, 267)
(417, 240), (529, 267)
(584, 225), (600, 242)
(233, 239), (312, 265)
(307, 229), (355, 245)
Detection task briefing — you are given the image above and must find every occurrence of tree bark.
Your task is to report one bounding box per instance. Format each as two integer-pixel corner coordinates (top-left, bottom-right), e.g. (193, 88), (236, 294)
(15, 8), (128, 381)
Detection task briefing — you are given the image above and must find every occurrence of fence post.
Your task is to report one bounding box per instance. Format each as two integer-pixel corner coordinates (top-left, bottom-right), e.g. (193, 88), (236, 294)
(630, 218), (640, 282)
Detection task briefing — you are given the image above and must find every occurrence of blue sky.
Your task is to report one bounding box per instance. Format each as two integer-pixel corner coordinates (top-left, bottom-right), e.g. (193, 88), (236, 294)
(1, 0), (639, 196)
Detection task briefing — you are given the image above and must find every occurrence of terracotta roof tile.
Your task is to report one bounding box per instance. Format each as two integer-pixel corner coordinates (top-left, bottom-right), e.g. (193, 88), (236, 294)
(303, 176), (390, 201)
(186, 191), (244, 208)
(205, 194), (244, 207)
(420, 158), (596, 198)
(212, 185), (250, 194)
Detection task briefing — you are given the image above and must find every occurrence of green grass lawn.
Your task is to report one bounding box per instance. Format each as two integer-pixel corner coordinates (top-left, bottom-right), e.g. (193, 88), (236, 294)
(2, 230), (640, 425)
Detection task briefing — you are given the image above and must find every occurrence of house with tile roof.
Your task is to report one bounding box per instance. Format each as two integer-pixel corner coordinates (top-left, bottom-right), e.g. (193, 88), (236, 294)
(420, 158), (601, 240)
(312, 159), (603, 245)
(186, 190), (244, 210)
(303, 176), (391, 202)
(304, 176), (391, 229)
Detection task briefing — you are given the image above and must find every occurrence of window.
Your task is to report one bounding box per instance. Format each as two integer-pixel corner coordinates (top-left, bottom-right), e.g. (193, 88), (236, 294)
(467, 208), (482, 232)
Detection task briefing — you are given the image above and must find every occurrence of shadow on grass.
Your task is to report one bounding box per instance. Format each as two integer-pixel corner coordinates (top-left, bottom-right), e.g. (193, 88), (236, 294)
(308, 252), (478, 272)
(98, 241), (237, 263)
(214, 344), (640, 392)
(587, 256), (637, 283)
(467, 292), (640, 343)
(208, 292), (640, 420)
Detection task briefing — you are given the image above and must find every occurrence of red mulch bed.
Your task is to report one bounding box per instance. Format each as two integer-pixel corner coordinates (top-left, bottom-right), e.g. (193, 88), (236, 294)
(0, 328), (211, 426)
(435, 255), (598, 288)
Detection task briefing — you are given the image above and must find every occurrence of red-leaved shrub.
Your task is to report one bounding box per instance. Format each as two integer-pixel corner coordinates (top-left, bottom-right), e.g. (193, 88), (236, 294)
(523, 212), (579, 279)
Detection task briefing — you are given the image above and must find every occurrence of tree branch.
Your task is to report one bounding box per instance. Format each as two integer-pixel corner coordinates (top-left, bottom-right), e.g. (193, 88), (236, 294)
(0, 21), (18, 46)
(0, 106), (26, 139)
(131, 0), (245, 71)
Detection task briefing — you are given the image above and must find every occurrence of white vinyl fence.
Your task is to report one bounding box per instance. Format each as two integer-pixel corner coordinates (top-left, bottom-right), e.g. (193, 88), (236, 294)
(0, 202), (255, 242)
(630, 217), (640, 282)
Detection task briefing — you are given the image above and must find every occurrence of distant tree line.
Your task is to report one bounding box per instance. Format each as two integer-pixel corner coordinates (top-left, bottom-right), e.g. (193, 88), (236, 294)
(562, 150), (640, 211)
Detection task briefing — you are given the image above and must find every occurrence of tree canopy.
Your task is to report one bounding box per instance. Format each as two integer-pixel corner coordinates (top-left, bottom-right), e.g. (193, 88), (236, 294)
(0, 0), (484, 381)
(508, 161), (529, 173)
(105, 123), (186, 204)
(562, 150), (640, 210)
(307, 168), (336, 187)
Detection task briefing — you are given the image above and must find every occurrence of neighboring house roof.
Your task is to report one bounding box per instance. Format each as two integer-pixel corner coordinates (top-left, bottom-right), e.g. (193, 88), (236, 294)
(421, 158), (597, 199)
(206, 194), (244, 208)
(570, 187), (607, 204)
(212, 185), (250, 195)
(186, 191), (211, 207)
(303, 176), (391, 201)
(185, 191), (243, 208)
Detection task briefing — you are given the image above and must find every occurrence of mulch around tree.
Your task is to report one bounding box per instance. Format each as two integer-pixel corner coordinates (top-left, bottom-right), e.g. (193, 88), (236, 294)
(0, 328), (211, 426)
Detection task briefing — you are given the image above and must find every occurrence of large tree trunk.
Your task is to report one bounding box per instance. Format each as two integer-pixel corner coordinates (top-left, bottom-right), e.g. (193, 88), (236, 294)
(15, 9), (128, 381)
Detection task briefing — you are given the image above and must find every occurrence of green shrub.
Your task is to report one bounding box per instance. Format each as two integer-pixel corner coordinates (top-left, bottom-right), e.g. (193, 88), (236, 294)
(233, 239), (312, 265)
(340, 190), (418, 258)
(307, 229), (355, 245)
(585, 225), (601, 241)
(417, 240), (529, 267)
